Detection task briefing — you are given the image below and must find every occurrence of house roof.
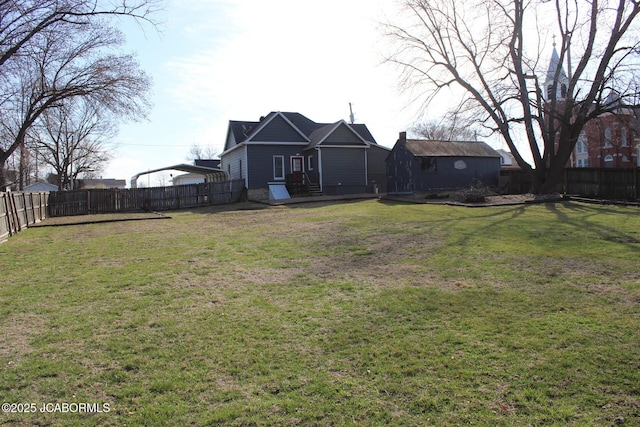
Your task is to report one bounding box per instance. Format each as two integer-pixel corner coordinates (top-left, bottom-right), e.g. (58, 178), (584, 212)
(306, 120), (369, 148)
(225, 111), (379, 153)
(404, 139), (501, 158)
(24, 181), (58, 192)
(229, 120), (259, 143)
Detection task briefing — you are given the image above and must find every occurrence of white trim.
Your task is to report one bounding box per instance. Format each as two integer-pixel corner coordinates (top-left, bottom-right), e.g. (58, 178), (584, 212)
(222, 141), (307, 157)
(246, 112), (310, 143)
(317, 148), (323, 192)
(307, 154), (314, 171)
(273, 155), (285, 180)
(315, 145), (369, 149)
(244, 141), (309, 146)
(243, 145), (249, 188)
(220, 141), (245, 157)
(223, 127), (237, 152)
(311, 120), (370, 147)
(364, 149), (368, 185)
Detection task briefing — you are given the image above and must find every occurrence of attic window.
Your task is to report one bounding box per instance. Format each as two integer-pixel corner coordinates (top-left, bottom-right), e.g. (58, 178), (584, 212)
(420, 157), (437, 172)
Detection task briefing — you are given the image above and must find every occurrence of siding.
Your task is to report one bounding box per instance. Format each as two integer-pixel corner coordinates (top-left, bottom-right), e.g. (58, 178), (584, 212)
(367, 145), (390, 193)
(246, 145), (308, 189)
(320, 147), (367, 194)
(323, 123), (366, 145)
(386, 144), (415, 193)
(410, 157), (500, 190)
(251, 115), (308, 142)
(224, 129), (237, 150)
(221, 147), (245, 183)
(306, 152), (320, 184)
(387, 143), (501, 193)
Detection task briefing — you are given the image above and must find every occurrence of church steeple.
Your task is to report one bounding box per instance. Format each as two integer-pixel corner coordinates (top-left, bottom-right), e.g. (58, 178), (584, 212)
(544, 39), (569, 102)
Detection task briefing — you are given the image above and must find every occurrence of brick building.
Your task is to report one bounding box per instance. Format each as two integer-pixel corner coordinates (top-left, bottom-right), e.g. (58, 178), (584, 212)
(544, 45), (640, 168)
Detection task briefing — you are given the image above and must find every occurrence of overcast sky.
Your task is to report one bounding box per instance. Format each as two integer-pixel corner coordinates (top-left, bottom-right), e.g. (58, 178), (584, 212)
(104, 0), (427, 185)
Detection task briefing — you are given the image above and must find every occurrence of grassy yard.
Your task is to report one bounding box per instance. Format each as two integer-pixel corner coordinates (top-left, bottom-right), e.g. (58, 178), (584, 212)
(1, 199), (639, 426)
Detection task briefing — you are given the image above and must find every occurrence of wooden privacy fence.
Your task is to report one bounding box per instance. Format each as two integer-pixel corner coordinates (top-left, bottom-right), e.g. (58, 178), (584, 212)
(48, 179), (245, 217)
(0, 192), (49, 242)
(501, 168), (640, 199)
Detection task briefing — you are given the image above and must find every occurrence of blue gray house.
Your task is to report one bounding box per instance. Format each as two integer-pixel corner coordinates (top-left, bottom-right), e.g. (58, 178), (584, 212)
(387, 132), (501, 194)
(220, 112), (389, 200)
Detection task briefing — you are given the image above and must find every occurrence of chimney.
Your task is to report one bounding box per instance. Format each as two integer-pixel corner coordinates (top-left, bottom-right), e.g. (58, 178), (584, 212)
(399, 131), (407, 143)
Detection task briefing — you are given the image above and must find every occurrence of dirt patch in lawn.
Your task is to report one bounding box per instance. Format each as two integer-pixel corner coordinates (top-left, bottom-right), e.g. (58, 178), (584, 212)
(33, 212), (171, 227)
(0, 312), (45, 360)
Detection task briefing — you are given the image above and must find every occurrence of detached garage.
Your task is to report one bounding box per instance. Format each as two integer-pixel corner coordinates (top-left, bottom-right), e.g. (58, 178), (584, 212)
(386, 132), (501, 194)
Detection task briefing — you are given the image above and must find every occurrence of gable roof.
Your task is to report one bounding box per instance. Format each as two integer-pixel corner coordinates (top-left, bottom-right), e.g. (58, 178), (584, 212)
(404, 139), (500, 158)
(307, 120), (369, 148)
(223, 111), (379, 153)
(229, 120), (259, 144)
(280, 112), (321, 136)
(245, 111), (310, 143)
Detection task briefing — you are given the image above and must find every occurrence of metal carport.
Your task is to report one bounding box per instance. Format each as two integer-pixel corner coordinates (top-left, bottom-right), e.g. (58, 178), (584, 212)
(130, 164), (228, 188)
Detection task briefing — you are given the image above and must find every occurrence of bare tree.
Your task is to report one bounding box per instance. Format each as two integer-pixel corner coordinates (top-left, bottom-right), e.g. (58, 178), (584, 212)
(187, 144), (219, 162)
(30, 99), (114, 190)
(411, 116), (477, 141)
(0, 0), (161, 68)
(0, 0), (160, 189)
(386, 0), (640, 193)
(0, 22), (151, 189)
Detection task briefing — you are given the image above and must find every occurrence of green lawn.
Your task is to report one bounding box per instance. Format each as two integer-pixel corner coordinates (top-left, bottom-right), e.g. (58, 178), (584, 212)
(1, 199), (639, 426)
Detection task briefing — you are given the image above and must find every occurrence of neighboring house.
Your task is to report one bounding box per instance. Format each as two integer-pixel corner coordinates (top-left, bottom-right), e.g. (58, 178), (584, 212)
(386, 132), (501, 194)
(77, 178), (127, 189)
(219, 111), (389, 200)
(24, 181), (58, 192)
(194, 159), (221, 169)
(172, 172), (205, 186)
(496, 149), (521, 170)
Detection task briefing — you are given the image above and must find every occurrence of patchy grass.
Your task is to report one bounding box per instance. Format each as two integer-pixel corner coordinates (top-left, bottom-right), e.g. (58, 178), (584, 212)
(1, 200), (640, 426)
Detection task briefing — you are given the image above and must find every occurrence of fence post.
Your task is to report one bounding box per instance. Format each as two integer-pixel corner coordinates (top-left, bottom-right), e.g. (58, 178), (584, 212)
(8, 193), (18, 233)
(26, 192), (33, 226)
(2, 193), (12, 237)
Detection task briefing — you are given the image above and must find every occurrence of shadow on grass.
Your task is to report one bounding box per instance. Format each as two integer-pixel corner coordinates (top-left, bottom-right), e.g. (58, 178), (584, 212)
(181, 199), (375, 215)
(546, 201), (640, 250)
(35, 213), (172, 228)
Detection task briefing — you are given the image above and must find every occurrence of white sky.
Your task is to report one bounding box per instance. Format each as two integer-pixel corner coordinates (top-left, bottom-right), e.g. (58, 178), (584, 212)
(104, 0), (428, 185)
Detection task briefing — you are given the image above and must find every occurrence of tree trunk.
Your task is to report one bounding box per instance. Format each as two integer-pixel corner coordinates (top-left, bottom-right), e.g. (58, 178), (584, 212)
(0, 164), (6, 191)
